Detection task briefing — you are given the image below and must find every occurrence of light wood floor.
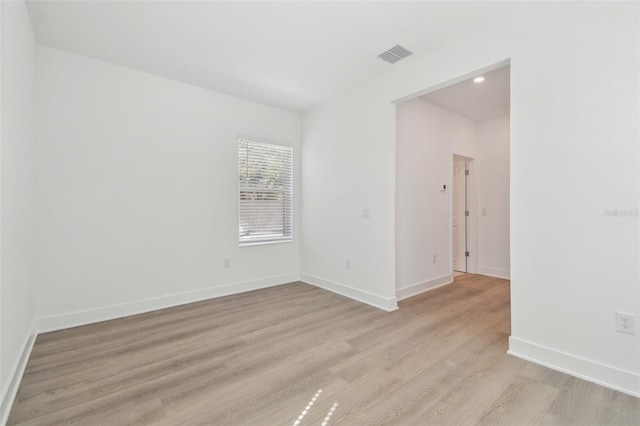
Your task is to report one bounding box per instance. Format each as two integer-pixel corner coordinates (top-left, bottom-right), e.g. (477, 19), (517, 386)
(8, 274), (639, 425)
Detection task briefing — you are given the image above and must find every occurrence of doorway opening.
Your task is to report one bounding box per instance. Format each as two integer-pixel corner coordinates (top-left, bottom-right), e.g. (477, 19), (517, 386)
(395, 60), (510, 301)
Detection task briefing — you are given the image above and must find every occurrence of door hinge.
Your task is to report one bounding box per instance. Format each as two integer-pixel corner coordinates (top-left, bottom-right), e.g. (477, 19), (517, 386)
(465, 210), (469, 216)
(465, 170), (469, 175)
(465, 251), (470, 257)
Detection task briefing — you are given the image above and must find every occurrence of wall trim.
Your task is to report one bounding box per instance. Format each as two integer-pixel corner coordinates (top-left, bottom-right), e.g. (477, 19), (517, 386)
(37, 273), (300, 333)
(396, 274), (453, 301)
(300, 273), (398, 312)
(1, 321), (37, 425)
(478, 266), (510, 280)
(508, 336), (640, 398)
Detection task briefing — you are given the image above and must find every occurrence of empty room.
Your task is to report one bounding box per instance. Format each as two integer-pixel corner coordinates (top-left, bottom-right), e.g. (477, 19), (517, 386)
(1, 1), (638, 425)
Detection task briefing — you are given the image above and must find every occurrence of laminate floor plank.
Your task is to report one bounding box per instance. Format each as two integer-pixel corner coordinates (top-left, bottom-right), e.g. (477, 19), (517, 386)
(476, 376), (560, 426)
(8, 276), (639, 425)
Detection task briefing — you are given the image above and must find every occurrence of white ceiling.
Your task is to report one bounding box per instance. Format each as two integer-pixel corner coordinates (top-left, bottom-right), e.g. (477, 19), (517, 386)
(421, 65), (510, 122)
(26, 1), (509, 112)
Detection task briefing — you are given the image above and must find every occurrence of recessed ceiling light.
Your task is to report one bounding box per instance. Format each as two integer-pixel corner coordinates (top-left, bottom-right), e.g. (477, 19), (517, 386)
(473, 76), (485, 83)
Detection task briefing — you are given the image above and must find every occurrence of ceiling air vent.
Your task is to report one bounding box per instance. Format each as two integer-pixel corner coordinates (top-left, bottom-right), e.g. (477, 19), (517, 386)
(378, 45), (412, 64)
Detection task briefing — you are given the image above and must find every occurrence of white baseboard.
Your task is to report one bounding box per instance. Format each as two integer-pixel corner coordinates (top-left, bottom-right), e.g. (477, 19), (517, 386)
(37, 273), (300, 333)
(478, 266), (510, 279)
(396, 274), (453, 301)
(508, 336), (640, 398)
(1, 321), (37, 426)
(300, 273), (398, 312)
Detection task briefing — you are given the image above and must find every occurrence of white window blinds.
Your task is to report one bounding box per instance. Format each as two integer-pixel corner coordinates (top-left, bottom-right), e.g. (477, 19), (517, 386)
(238, 139), (293, 245)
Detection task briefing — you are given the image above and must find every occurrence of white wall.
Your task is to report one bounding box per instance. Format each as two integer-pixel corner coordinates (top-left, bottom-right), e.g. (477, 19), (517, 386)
(300, 86), (398, 311)
(395, 98), (476, 299)
(302, 2), (639, 395)
(477, 116), (510, 279)
(35, 46), (301, 329)
(0, 0), (37, 417)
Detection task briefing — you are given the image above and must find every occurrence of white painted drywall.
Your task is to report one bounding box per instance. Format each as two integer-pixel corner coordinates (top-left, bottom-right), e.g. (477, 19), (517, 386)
(35, 46), (301, 323)
(395, 98), (475, 296)
(300, 86), (397, 306)
(1, 0), (37, 404)
(476, 116), (510, 279)
(302, 2), (639, 394)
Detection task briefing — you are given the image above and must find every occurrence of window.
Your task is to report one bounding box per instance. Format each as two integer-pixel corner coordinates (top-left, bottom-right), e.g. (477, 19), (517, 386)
(238, 138), (293, 245)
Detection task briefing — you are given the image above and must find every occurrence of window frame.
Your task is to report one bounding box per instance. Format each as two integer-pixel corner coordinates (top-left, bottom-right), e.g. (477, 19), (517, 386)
(238, 137), (293, 247)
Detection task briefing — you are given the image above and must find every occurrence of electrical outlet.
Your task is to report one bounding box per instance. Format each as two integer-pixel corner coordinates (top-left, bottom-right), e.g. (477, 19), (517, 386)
(432, 254), (437, 263)
(223, 258), (231, 268)
(362, 208), (370, 219)
(616, 312), (635, 335)
(345, 258), (351, 269)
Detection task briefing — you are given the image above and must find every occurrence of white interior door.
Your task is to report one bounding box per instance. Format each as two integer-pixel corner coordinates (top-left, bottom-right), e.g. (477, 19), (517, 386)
(453, 158), (467, 272)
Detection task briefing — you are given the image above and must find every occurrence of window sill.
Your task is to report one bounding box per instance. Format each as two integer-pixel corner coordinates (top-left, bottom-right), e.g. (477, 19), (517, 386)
(239, 239), (293, 247)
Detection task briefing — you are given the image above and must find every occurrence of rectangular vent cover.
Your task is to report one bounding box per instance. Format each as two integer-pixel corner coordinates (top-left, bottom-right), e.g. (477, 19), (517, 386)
(378, 45), (412, 64)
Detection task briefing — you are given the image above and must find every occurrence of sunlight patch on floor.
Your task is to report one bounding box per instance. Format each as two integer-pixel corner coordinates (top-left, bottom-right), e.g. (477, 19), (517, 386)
(291, 389), (339, 426)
